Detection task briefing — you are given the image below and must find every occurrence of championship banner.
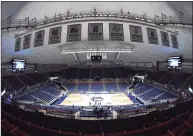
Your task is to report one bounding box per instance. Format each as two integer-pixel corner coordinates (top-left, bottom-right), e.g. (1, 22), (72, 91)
(171, 34), (178, 49)
(129, 25), (143, 43)
(67, 24), (81, 42)
(34, 30), (45, 47)
(109, 23), (124, 41)
(147, 28), (158, 45)
(88, 23), (103, 41)
(15, 37), (21, 52)
(49, 26), (62, 44)
(23, 34), (31, 50)
(161, 31), (170, 47)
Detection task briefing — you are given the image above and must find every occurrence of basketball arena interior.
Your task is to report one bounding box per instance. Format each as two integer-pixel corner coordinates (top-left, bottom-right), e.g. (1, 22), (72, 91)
(1, 1), (193, 136)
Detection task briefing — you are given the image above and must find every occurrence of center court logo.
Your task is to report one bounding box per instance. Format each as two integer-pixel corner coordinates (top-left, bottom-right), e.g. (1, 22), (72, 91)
(91, 96), (103, 102)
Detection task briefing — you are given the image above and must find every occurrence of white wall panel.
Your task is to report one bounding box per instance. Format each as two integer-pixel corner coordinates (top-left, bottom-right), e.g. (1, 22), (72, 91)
(13, 2), (178, 19)
(1, 2), (192, 65)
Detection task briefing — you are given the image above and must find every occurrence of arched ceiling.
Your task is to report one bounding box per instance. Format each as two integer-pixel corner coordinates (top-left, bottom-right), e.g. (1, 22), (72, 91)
(1, 2), (192, 19)
(1, 2), (192, 65)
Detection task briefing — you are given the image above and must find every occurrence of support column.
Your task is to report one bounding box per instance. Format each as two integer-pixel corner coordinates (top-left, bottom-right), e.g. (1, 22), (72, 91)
(73, 53), (80, 64)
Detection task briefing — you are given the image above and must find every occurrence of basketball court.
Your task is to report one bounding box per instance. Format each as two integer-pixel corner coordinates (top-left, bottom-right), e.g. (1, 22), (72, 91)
(60, 93), (133, 106)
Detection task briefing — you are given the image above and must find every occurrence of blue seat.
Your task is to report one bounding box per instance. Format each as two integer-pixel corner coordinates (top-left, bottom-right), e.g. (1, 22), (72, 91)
(118, 83), (128, 91)
(105, 83), (118, 91)
(77, 83), (89, 92)
(91, 83), (104, 92)
(157, 92), (176, 100)
(64, 83), (76, 92)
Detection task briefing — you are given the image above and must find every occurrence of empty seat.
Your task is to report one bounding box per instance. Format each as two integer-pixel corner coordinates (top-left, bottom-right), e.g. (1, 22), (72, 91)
(78, 69), (90, 79)
(91, 83), (104, 92)
(105, 83), (118, 91)
(77, 83), (89, 92)
(118, 83), (128, 91)
(64, 83), (76, 92)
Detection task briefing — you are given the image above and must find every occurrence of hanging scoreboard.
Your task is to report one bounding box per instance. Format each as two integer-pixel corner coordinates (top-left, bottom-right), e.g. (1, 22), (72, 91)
(67, 24), (81, 42)
(161, 31), (170, 47)
(109, 23), (124, 41)
(129, 25), (143, 43)
(34, 30), (45, 47)
(147, 28), (158, 45)
(49, 26), (62, 44)
(15, 37), (21, 52)
(171, 34), (178, 49)
(23, 34), (31, 50)
(88, 23), (103, 41)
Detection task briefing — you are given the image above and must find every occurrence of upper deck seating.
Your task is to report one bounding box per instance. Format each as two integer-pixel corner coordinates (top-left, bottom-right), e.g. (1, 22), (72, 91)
(169, 73), (191, 89)
(115, 67), (127, 78)
(18, 75), (36, 86)
(64, 83), (76, 92)
(77, 83), (89, 92)
(66, 68), (78, 79)
(91, 83), (104, 92)
(91, 68), (103, 78)
(4, 76), (25, 90)
(78, 68), (90, 79)
(105, 83), (118, 91)
(159, 72), (175, 84)
(104, 68), (115, 78)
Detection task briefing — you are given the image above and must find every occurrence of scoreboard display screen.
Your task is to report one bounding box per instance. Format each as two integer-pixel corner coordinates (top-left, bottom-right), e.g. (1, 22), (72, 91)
(168, 56), (182, 70)
(12, 59), (26, 72)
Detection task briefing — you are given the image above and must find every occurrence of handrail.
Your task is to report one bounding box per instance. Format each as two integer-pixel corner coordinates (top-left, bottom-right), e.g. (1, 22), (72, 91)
(1, 9), (192, 30)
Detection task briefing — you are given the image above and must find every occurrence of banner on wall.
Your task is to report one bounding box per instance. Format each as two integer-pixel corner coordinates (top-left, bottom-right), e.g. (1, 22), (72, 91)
(49, 26), (62, 44)
(67, 24), (81, 42)
(161, 31), (170, 47)
(23, 34), (31, 50)
(88, 23), (103, 41)
(15, 37), (21, 52)
(34, 30), (45, 47)
(171, 34), (178, 49)
(129, 25), (143, 43)
(147, 28), (158, 45)
(109, 23), (124, 41)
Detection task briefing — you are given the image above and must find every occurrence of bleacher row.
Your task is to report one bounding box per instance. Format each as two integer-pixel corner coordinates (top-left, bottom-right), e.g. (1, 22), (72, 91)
(2, 73), (48, 92)
(133, 83), (177, 103)
(64, 82), (128, 92)
(62, 68), (193, 91)
(17, 84), (61, 104)
(146, 71), (193, 90)
(2, 100), (192, 136)
(2, 67), (192, 93)
(63, 67), (129, 79)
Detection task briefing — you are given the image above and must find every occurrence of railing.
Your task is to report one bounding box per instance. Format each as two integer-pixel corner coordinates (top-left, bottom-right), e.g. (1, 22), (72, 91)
(1, 9), (192, 30)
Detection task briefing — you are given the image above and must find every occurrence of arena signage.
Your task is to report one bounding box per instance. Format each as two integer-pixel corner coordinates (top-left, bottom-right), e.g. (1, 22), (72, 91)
(161, 31), (170, 47)
(15, 37), (22, 52)
(171, 34), (178, 49)
(23, 34), (31, 50)
(49, 26), (62, 44)
(87, 53), (107, 59)
(109, 23), (124, 41)
(34, 30), (45, 47)
(147, 28), (158, 45)
(91, 96), (104, 102)
(67, 24), (81, 42)
(129, 25), (143, 43)
(88, 23), (103, 41)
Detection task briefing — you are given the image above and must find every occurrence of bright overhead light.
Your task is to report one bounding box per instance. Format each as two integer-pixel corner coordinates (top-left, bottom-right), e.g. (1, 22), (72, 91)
(61, 48), (133, 54)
